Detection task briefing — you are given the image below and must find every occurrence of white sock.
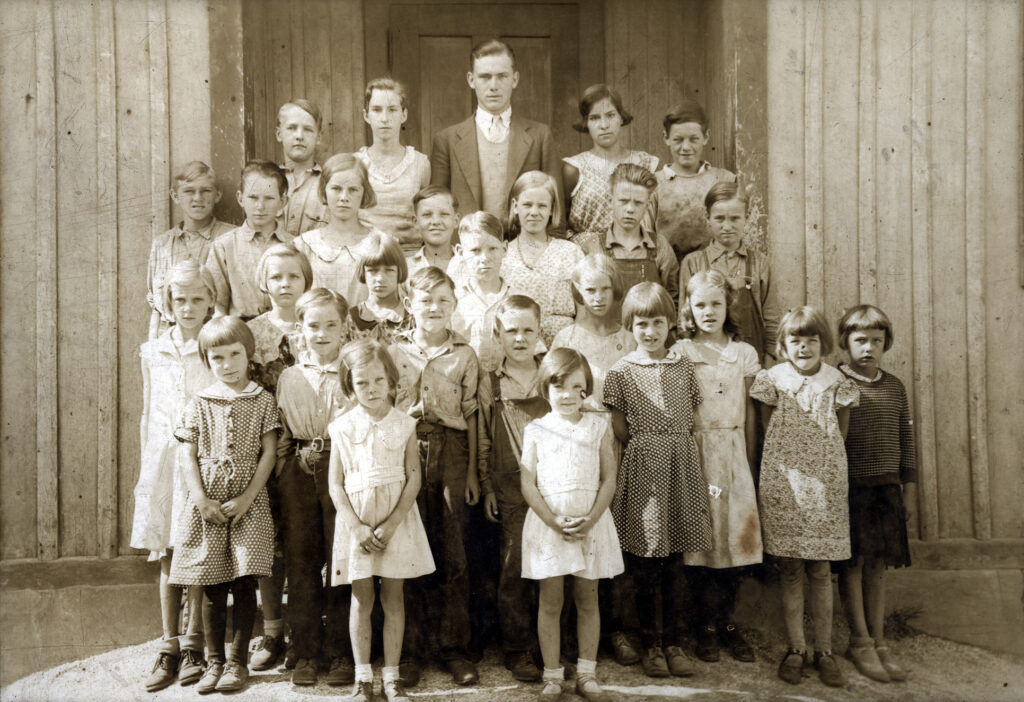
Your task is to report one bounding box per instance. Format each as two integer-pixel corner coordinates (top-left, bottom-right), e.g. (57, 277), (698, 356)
(355, 663), (373, 683)
(382, 665), (399, 683)
(263, 618), (283, 637)
(543, 666), (564, 682)
(577, 658), (597, 676)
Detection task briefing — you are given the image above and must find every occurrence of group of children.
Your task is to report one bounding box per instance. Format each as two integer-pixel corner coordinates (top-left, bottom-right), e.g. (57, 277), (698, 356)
(131, 45), (916, 702)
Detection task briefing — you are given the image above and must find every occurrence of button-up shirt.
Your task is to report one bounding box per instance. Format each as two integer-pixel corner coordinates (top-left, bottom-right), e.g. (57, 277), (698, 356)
(577, 223), (679, 301)
(148, 219), (234, 321)
(206, 221), (294, 318)
(281, 163), (328, 237)
(451, 278), (511, 374)
(475, 106), (512, 144)
(389, 330), (479, 430)
(275, 352), (351, 463)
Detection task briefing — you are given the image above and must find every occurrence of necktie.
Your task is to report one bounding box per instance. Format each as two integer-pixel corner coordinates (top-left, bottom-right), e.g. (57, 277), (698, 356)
(488, 115), (502, 142)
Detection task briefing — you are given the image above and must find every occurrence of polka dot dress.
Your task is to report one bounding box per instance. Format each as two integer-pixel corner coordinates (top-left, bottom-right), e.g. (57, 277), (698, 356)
(169, 381), (280, 586)
(603, 353), (712, 557)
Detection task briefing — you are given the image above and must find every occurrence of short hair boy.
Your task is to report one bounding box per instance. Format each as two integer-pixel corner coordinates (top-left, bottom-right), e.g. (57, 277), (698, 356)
(277, 99), (328, 236)
(407, 186), (459, 279)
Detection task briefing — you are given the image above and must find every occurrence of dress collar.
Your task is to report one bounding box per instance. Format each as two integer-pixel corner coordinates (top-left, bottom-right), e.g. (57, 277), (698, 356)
(299, 350), (341, 374)
(679, 337), (741, 364)
(771, 361), (842, 395)
(839, 362), (882, 383)
(198, 380), (263, 399)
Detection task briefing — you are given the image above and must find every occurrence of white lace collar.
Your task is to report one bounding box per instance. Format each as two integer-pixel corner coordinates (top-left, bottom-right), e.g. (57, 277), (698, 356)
(678, 337), (740, 365)
(198, 380), (263, 400)
(771, 361), (842, 395)
(337, 406), (407, 448)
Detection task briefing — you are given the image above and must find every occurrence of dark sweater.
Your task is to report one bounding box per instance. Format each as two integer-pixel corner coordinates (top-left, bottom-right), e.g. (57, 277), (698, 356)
(840, 365), (917, 487)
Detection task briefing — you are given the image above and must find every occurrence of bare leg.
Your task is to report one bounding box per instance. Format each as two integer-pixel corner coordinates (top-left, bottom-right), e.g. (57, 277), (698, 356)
(840, 557), (871, 639)
(573, 577), (600, 663)
(863, 559), (887, 641)
(350, 578), (375, 667)
(379, 578), (406, 668)
(537, 577), (564, 670)
(159, 555), (183, 640)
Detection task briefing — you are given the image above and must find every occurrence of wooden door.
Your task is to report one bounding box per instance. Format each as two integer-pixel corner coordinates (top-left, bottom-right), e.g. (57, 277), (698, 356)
(378, 2), (598, 159)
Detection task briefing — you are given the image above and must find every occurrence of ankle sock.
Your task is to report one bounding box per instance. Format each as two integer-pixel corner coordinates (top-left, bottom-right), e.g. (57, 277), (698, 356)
(178, 632), (203, 652)
(263, 618), (283, 638)
(577, 658), (597, 676)
(355, 663), (373, 683)
(382, 666), (399, 683)
(542, 666), (564, 682)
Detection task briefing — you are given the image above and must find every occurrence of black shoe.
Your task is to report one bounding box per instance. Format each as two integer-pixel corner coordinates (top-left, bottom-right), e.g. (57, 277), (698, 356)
(722, 624), (755, 662)
(695, 624), (720, 662)
(814, 650), (847, 687)
(398, 657), (421, 687)
(325, 656), (355, 686)
(778, 648), (806, 685)
(446, 658), (479, 685)
(292, 657), (318, 686)
(505, 651), (542, 681)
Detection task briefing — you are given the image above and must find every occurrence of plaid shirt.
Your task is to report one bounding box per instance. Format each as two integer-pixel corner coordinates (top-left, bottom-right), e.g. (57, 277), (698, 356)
(206, 222), (294, 318)
(147, 219), (234, 321)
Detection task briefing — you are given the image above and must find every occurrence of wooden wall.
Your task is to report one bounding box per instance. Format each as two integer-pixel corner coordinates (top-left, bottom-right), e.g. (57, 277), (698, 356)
(766, 0), (1023, 544)
(0, 0), (234, 561)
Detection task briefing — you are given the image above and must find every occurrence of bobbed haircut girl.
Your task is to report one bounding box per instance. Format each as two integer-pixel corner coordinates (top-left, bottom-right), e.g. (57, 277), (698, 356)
(573, 83), (633, 133)
(621, 282), (676, 329)
(339, 338), (400, 404)
(318, 153), (377, 209)
(538, 347), (594, 399)
(704, 181), (749, 216)
(198, 316), (255, 369)
(255, 243), (314, 294)
(776, 306), (835, 359)
(459, 210), (504, 243)
(571, 253), (625, 306)
(506, 171), (563, 240)
(356, 231), (408, 284)
(296, 287), (349, 323)
(162, 261), (218, 322)
(491, 294), (542, 338)
(837, 304), (894, 352)
(679, 270), (740, 338)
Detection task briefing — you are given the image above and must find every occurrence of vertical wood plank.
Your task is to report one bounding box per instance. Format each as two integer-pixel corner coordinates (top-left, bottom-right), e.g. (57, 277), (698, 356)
(1, 0), (41, 560)
(149, 0), (171, 233)
(55, 0), (100, 557)
(766, 0), (806, 310)
(167, 0), (213, 168)
(910, 0), (939, 541)
(208, 0), (245, 223)
(821, 0), (860, 332)
(35, 0), (60, 561)
(303, 0), (330, 155)
(95, 0), (119, 558)
(269, 0), (292, 158)
(802, 0), (824, 311)
(289, 0), (306, 100)
(964, 0), (991, 540)
(857, 0), (878, 304)
(983, 0), (1024, 539)
(930, 0), (971, 539)
(644, 0), (668, 157)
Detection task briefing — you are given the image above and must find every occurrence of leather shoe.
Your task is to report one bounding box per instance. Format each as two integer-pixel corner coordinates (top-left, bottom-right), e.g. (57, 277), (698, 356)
(446, 658), (479, 685)
(399, 657), (421, 687)
(506, 651), (542, 681)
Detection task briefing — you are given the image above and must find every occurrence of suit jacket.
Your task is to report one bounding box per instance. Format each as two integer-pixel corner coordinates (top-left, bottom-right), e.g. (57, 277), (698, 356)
(429, 114), (562, 222)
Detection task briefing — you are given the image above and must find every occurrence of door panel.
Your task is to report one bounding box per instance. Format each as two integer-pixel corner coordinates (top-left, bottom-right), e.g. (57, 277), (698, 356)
(390, 3), (582, 157)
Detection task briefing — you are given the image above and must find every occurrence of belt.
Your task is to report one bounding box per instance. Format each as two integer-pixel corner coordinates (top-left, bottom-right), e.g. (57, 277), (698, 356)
(296, 437), (331, 453)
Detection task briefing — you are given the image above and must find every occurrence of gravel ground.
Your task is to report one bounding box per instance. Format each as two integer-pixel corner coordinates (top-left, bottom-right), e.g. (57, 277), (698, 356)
(4, 630), (1022, 702)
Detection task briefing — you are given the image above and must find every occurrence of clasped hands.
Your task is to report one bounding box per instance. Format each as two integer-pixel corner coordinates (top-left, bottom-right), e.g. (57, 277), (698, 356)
(198, 495), (253, 526)
(555, 514), (591, 542)
(353, 521), (396, 554)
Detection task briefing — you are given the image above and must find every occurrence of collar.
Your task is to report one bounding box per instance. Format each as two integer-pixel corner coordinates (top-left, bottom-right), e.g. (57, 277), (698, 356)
(394, 329), (469, 359)
(662, 162), (710, 179)
(198, 380), (263, 400)
(605, 223), (657, 251)
(839, 362), (882, 383)
(621, 349), (679, 366)
(355, 301), (406, 325)
(338, 406), (406, 448)
(772, 361), (843, 395)
(494, 356), (541, 381)
(458, 277), (509, 302)
(299, 350), (341, 374)
(240, 220), (287, 243)
(475, 106), (512, 132)
(280, 162), (322, 176)
(705, 238), (747, 262)
(175, 220), (215, 239)
(149, 325), (199, 357)
(679, 337), (741, 364)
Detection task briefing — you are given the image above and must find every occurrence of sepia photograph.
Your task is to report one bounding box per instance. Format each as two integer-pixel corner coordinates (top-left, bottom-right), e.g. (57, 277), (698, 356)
(0, 0), (1021, 700)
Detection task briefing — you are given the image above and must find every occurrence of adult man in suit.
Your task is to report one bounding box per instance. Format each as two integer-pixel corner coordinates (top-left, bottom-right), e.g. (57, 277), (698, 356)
(430, 38), (561, 224)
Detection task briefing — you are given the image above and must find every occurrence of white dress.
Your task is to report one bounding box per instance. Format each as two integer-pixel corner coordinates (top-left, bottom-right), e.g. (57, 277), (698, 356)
(521, 412), (624, 580)
(678, 338), (764, 568)
(130, 327), (213, 558)
(549, 324), (636, 412)
(328, 406), (435, 585)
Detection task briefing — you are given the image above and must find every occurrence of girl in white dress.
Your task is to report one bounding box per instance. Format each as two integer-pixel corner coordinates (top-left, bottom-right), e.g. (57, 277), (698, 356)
(132, 262), (215, 691)
(676, 270), (762, 664)
(521, 348), (623, 701)
(328, 339), (435, 702)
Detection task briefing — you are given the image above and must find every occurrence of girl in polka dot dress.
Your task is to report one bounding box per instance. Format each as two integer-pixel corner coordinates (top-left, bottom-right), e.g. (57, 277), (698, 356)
(603, 282), (712, 679)
(170, 316), (281, 694)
